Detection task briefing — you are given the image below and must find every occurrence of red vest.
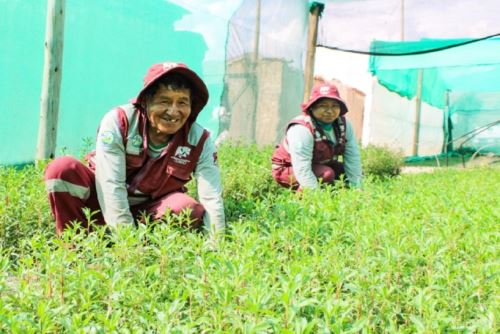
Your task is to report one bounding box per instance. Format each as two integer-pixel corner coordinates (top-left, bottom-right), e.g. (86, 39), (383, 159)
(88, 107), (209, 200)
(272, 114), (346, 167)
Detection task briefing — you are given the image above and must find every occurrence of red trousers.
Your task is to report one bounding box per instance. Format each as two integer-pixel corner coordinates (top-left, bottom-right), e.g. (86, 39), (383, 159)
(272, 162), (345, 190)
(45, 156), (204, 234)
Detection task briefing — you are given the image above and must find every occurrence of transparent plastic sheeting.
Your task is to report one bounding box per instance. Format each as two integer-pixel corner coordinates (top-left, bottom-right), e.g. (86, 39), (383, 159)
(368, 81), (444, 157)
(226, 0), (307, 69)
(219, 0), (308, 146)
(219, 0), (500, 153)
(316, 0), (500, 52)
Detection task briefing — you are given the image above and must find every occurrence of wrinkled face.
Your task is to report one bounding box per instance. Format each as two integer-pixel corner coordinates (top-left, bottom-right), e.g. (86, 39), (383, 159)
(146, 84), (191, 135)
(311, 99), (341, 123)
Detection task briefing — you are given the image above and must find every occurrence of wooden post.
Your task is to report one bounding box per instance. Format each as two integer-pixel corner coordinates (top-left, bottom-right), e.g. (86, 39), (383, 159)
(412, 69), (423, 156)
(443, 90), (450, 153)
(37, 0), (66, 160)
(252, 0), (261, 66)
(446, 91), (454, 154)
(444, 90), (450, 166)
(250, 0), (261, 143)
(400, 0), (405, 41)
(303, 2), (324, 103)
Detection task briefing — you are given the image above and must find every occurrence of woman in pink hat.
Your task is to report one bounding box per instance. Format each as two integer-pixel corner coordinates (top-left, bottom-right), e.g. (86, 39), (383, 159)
(271, 83), (363, 190)
(44, 62), (224, 236)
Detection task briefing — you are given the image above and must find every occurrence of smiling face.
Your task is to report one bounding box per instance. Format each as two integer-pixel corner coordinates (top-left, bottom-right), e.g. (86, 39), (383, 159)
(145, 84), (192, 141)
(310, 98), (342, 123)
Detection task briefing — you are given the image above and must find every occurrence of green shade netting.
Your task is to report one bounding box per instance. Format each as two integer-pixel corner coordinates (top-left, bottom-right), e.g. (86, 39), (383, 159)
(369, 38), (500, 109)
(0, 0), (230, 166)
(219, 0), (308, 145)
(369, 38), (500, 155)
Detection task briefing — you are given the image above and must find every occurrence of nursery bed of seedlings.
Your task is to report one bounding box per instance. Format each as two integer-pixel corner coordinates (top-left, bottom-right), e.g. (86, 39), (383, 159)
(0, 144), (498, 333)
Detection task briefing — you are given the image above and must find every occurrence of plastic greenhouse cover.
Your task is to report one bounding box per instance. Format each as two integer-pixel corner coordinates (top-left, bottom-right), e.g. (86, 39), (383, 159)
(2, 0), (500, 165)
(315, 0), (500, 52)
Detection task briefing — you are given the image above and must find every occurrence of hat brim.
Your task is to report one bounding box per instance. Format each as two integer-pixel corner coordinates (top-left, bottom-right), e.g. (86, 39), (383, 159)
(135, 66), (209, 118)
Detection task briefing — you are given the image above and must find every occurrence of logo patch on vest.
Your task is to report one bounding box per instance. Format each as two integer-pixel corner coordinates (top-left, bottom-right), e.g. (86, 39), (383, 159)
(175, 146), (191, 158)
(131, 134), (142, 147)
(99, 131), (115, 146)
(172, 146), (191, 165)
(126, 134), (142, 155)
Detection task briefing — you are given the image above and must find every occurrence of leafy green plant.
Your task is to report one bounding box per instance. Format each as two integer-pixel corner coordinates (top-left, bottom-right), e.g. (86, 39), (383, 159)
(0, 144), (498, 332)
(361, 144), (405, 178)
(0, 162), (52, 255)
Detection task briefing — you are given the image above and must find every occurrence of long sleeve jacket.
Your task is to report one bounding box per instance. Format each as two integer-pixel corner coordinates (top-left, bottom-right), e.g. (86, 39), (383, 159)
(88, 104), (225, 232)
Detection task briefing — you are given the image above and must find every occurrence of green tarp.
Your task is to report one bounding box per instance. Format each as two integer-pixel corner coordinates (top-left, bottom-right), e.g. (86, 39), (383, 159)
(369, 38), (500, 109)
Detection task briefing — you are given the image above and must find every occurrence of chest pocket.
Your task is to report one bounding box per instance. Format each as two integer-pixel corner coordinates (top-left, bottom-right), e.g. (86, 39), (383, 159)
(313, 140), (335, 163)
(168, 170), (192, 183)
(136, 154), (194, 199)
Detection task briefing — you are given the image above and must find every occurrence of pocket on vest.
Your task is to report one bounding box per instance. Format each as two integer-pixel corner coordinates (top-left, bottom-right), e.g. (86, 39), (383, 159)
(166, 165), (192, 182)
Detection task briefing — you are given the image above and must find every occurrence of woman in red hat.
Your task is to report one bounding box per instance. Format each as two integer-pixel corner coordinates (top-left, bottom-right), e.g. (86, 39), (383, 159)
(44, 62), (224, 236)
(271, 83), (363, 190)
